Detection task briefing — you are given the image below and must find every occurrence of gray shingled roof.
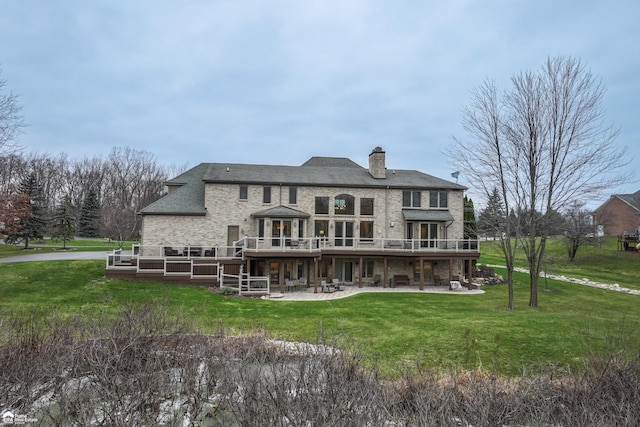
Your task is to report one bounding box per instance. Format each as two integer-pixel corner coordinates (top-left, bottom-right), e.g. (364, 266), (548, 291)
(139, 163), (208, 215)
(616, 190), (640, 212)
(203, 160), (465, 190)
(140, 156), (466, 215)
(252, 205), (311, 218)
(402, 209), (455, 222)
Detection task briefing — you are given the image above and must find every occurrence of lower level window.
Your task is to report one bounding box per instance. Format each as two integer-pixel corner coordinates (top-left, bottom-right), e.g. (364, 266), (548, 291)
(362, 260), (374, 278)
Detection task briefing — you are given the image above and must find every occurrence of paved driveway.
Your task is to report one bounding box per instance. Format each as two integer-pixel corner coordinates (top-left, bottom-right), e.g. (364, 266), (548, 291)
(0, 251), (110, 263)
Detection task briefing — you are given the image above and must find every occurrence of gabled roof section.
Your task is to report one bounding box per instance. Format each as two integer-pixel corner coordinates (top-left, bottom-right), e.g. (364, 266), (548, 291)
(596, 189), (640, 213)
(252, 205), (311, 218)
(139, 163), (208, 216)
(301, 156), (363, 168)
(203, 157), (465, 190)
(617, 190), (640, 212)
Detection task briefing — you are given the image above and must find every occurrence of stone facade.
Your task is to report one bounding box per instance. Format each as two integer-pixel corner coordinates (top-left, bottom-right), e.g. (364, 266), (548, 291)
(142, 184), (465, 248)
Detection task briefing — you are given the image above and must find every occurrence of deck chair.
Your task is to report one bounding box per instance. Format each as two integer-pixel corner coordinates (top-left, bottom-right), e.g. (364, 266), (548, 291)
(332, 278), (344, 291)
(321, 280), (334, 293)
(372, 274), (381, 286)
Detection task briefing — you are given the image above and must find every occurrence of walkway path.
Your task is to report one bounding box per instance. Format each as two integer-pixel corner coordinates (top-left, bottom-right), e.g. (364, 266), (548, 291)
(487, 265), (640, 296)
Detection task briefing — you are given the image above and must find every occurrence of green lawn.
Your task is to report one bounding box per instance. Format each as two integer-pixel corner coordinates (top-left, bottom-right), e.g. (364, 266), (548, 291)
(479, 236), (640, 291)
(1, 252), (638, 378)
(0, 237), (136, 257)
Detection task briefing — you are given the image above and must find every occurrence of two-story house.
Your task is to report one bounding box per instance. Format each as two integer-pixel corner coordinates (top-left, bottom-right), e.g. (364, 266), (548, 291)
(106, 148), (479, 293)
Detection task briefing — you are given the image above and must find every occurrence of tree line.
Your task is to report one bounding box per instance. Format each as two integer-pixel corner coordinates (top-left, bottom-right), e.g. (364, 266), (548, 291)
(0, 148), (183, 247)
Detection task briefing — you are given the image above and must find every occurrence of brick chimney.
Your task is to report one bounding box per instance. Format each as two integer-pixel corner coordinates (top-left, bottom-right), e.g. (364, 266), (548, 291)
(368, 147), (386, 179)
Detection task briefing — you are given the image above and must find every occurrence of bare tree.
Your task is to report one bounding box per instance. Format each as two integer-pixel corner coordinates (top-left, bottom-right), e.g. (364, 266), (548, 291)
(0, 68), (25, 155)
(450, 56), (629, 307)
(562, 200), (595, 261)
(450, 81), (519, 310)
(102, 147), (168, 242)
(0, 153), (28, 189)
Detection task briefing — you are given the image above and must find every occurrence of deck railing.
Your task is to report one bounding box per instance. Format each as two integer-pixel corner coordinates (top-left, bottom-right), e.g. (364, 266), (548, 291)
(241, 236), (479, 253)
(115, 238), (479, 265)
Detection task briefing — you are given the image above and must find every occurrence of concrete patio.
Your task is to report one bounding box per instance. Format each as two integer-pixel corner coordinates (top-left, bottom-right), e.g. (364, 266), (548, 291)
(263, 284), (484, 301)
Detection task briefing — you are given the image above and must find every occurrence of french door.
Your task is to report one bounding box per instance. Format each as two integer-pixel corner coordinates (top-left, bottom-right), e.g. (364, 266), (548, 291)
(336, 260), (354, 283)
(420, 223), (439, 248)
(334, 221), (354, 247)
(271, 219), (292, 247)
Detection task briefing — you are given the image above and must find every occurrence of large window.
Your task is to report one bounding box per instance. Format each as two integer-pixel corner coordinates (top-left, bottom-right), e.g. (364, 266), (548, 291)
(334, 194), (355, 215)
(360, 221), (374, 241)
(402, 190), (421, 207)
(263, 186), (271, 204)
(289, 187), (297, 205)
(360, 198), (374, 215)
(239, 185), (248, 200)
(315, 196), (329, 214)
(314, 220), (329, 238)
(429, 191), (448, 208)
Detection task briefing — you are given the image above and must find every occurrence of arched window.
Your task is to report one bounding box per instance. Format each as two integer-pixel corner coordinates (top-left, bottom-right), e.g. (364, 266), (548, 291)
(334, 194), (355, 215)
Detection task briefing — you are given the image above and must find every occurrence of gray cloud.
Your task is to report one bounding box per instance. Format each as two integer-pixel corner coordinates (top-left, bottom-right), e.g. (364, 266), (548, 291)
(1, 0), (637, 197)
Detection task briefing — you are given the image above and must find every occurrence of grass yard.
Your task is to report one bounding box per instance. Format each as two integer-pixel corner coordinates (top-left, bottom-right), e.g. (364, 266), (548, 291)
(1, 252), (639, 377)
(0, 237), (136, 257)
(479, 236), (640, 291)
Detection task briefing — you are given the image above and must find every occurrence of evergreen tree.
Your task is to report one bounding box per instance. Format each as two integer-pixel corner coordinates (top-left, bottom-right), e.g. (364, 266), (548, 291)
(79, 188), (100, 237)
(4, 173), (47, 248)
(51, 196), (76, 249)
(477, 187), (506, 239)
(463, 196), (477, 240)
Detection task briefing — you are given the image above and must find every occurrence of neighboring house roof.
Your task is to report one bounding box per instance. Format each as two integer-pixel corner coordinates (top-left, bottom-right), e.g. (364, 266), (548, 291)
(616, 190), (640, 212)
(595, 189), (640, 213)
(140, 156), (466, 216)
(402, 209), (455, 222)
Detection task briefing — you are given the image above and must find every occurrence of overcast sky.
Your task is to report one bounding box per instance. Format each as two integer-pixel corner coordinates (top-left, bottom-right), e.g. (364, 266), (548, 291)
(1, 0), (638, 203)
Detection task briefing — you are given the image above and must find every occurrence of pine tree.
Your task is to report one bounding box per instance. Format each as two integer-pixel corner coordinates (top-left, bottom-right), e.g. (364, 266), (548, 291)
(79, 188), (100, 237)
(4, 173), (47, 248)
(51, 196), (76, 249)
(463, 196), (478, 240)
(477, 187), (506, 239)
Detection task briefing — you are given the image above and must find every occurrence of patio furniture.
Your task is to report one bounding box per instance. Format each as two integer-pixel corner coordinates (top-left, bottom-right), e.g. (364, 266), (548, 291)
(183, 247), (202, 257)
(393, 274), (410, 287)
(164, 246), (179, 256)
(204, 247), (217, 257)
(285, 279), (297, 292)
(297, 277), (308, 288)
(331, 278), (344, 291)
(321, 280), (335, 293)
(371, 274), (381, 286)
